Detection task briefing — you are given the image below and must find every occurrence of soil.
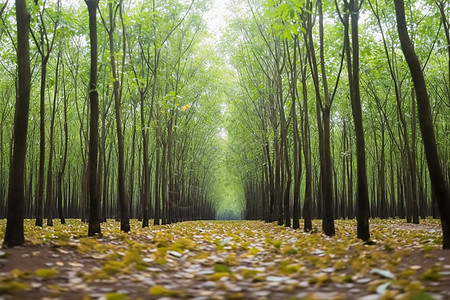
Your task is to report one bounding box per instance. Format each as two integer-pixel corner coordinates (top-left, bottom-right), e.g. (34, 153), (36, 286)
(1, 220), (450, 300)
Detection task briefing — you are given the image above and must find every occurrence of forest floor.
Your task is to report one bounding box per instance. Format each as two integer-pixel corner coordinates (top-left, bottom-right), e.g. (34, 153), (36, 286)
(0, 219), (449, 300)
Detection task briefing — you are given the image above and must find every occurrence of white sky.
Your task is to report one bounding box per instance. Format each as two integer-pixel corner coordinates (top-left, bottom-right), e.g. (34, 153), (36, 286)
(204, 0), (231, 41)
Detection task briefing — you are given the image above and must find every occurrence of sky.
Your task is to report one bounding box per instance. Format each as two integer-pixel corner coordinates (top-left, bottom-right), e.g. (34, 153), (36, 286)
(204, 0), (231, 41)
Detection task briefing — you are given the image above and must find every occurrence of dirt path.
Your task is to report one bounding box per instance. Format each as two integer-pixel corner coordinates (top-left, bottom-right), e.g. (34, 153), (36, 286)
(1, 219), (449, 299)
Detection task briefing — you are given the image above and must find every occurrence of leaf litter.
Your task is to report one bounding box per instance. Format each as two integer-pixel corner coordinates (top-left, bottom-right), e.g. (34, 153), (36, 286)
(0, 219), (450, 299)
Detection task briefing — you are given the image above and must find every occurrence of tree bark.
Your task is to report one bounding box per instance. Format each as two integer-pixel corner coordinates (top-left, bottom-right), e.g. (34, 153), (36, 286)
(349, 0), (370, 241)
(86, 0), (101, 237)
(339, 0), (370, 240)
(107, 0), (130, 232)
(394, 0), (450, 248)
(3, 0), (31, 247)
(46, 51), (61, 227)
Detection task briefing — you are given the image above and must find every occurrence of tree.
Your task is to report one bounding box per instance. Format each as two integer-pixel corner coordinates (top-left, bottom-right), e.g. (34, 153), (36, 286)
(57, 52), (68, 224)
(304, 0), (343, 236)
(45, 49), (61, 226)
(336, 0), (370, 241)
(3, 0), (32, 247)
(103, 0), (130, 232)
(86, 0), (101, 237)
(394, 0), (450, 249)
(31, 0), (59, 227)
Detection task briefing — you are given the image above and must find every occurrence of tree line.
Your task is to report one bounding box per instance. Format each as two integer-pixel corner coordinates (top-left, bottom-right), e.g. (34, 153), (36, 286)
(223, 0), (450, 247)
(2, 0), (223, 246)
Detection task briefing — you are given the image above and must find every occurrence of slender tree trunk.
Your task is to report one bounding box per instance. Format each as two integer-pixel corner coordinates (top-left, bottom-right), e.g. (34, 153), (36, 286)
(45, 51), (61, 227)
(57, 58), (68, 224)
(129, 105), (137, 220)
(161, 138), (167, 225)
(347, 0), (370, 241)
(167, 118), (174, 224)
(306, 0), (335, 236)
(108, 0), (129, 232)
(300, 49), (312, 231)
(348, 133), (354, 218)
(342, 121), (348, 218)
(395, 0), (450, 249)
(154, 119), (161, 225)
(322, 107), (335, 235)
(3, 0), (31, 247)
(380, 126), (387, 219)
(33, 1), (59, 227)
(273, 130), (281, 223)
(36, 56), (48, 227)
(410, 88), (420, 223)
(290, 38), (301, 229)
(86, 0), (101, 236)
(141, 93), (150, 227)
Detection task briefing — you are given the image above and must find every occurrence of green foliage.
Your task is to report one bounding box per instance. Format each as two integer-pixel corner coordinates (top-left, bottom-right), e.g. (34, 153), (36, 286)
(264, 0), (307, 38)
(106, 293), (130, 300)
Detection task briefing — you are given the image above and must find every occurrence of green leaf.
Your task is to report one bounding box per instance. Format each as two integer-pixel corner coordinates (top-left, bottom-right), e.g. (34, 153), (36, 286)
(214, 264), (232, 273)
(106, 292), (129, 300)
(411, 293), (437, 300)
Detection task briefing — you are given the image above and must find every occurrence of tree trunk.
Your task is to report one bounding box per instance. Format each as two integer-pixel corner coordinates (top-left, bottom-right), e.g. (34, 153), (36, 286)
(58, 59), (68, 224)
(300, 46), (312, 231)
(129, 103), (137, 220)
(3, 0), (31, 247)
(290, 37), (301, 229)
(154, 118), (161, 225)
(86, 0), (101, 237)
(395, 0), (450, 249)
(108, 0), (129, 232)
(45, 51), (61, 227)
(346, 0), (370, 241)
(36, 56), (47, 228)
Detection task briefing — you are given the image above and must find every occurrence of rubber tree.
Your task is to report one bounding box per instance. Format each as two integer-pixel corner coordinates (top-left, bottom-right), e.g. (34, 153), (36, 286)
(394, 0), (450, 249)
(30, 0), (59, 227)
(335, 0), (370, 241)
(103, 0), (130, 232)
(85, 0), (101, 237)
(3, 0), (31, 247)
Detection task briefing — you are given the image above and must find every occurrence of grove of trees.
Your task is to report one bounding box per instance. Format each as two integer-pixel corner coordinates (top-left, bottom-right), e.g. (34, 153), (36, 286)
(1, 0), (223, 244)
(223, 0), (449, 245)
(0, 0), (449, 248)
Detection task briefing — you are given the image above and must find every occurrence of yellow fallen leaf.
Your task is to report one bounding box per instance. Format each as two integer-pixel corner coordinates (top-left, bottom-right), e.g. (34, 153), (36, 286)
(106, 292), (130, 300)
(148, 285), (183, 296)
(379, 290), (398, 300)
(249, 247), (259, 255)
(0, 281), (31, 293)
(35, 268), (58, 279)
(405, 281), (425, 293)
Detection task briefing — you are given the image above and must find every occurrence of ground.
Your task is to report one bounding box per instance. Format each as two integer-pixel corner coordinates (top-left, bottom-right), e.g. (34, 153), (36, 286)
(0, 219), (449, 300)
